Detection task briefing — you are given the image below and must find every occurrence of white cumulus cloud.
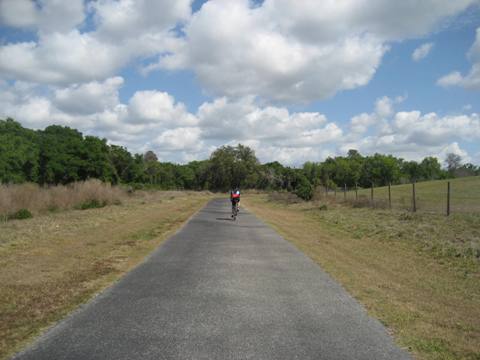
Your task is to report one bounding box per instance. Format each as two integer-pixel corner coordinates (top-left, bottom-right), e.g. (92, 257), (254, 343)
(54, 77), (124, 115)
(128, 90), (198, 127)
(154, 0), (478, 102)
(0, 0), (85, 33)
(197, 96), (341, 149)
(154, 127), (203, 152)
(1, 0), (478, 104)
(0, 0), (190, 86)
(438, 27), (480, 89)
(412, 42), (434, 61)
(343, 105), (480, 162)
(0, 0), (37, 28)
(90, 0), (192, 40)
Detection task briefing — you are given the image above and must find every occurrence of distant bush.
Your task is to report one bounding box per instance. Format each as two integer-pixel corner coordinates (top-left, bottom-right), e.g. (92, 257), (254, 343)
(7, 208), (33, 220)
(76, 199), (107, 210)
(293, 175), (313, 201)
(295, 183), (313, 201)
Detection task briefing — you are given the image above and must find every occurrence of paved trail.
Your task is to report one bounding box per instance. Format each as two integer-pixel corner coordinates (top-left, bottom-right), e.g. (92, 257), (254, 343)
(14, 199), (411, 360)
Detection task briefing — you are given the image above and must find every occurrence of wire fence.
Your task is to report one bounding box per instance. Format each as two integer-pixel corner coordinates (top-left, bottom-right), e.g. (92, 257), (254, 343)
(316, 176), (480, 216)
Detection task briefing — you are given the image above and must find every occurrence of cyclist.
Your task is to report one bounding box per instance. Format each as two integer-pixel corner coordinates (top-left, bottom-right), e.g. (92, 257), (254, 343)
(230, 188), (241, 218)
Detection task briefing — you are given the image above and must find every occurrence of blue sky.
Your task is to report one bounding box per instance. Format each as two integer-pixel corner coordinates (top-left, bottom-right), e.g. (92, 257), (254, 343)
(0, 0), (479, 165)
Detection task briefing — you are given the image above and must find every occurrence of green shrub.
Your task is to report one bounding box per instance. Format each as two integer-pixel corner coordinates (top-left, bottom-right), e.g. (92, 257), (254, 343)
(295, 181), (313, 201)
(8, 208), (33, 220)
(77, 199), (107, 210)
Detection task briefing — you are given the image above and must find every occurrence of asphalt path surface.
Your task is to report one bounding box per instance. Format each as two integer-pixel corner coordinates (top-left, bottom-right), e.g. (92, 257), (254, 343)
(13, 199), (411, 360)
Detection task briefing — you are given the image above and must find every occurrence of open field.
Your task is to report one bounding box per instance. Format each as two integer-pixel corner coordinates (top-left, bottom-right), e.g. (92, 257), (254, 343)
(0, 191), (214, 360)
(243, 193), (480, 360)
(322, 176), (480, 215)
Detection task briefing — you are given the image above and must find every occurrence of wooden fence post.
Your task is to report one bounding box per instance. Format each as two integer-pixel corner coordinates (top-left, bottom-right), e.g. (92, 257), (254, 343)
(344, 183), (347, 201)
(412, 182), (417, 212)
(355, 183), (358, 200)
(447, 181), (451, 216)
(370, 182), (374, 206)
(388, 182), (392, 209)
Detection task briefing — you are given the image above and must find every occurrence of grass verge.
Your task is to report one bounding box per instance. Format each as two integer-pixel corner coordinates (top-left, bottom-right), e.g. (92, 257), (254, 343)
(242, 194), (480, 360)
(0, 191), (213, 360)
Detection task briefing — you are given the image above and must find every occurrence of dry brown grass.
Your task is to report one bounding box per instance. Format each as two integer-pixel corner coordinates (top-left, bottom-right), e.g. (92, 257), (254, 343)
(267, 191), (303, 204)
(0, 180), (125, 218)
(0, 191), (214, 359)
(243, 194), (480, 360)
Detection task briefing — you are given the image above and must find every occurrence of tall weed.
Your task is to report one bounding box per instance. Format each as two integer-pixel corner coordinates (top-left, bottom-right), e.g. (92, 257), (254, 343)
(0, 180), (125, 217)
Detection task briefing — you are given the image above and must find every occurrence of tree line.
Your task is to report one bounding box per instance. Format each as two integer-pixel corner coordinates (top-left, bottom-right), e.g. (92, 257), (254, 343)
(1, 118), (479, 199)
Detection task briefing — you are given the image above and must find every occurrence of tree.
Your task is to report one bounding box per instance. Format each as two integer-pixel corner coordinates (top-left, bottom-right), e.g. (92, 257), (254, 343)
(258, 162), (286, 190)
(419, 157), (444, 180)
(144, 150), (158, 162)
(208, 146), (236, 190)
(402, 161), (422, 182)
(294, 173), (313, 200)
(445, 153), (462, 175)
(347, 149), (362, 160)
(175, 165), (196, 189)
(82, 136), (117, 183)
(332, 157), (351, 187)
(303, 161), (321, 187)
(319, 158), (336, 188)
(346, 150), (363, 187)
(142, 151), (160, 185)
(38, 125), (86, 184)
(109, 145), (140, 183)
(133, 154), (148, 183)
(234, 144), (260, 188)
(207, 144), (260, 190)
(144, 160), (162, 185)
(186, 160), (210, 190)
(361, 154), (400, 186)
(0, 118), (39, 183)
